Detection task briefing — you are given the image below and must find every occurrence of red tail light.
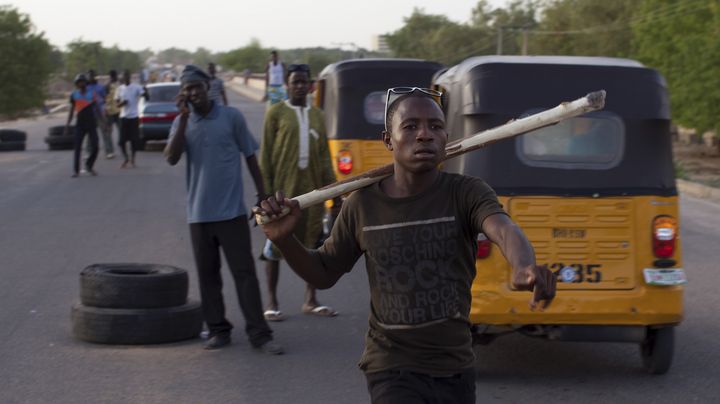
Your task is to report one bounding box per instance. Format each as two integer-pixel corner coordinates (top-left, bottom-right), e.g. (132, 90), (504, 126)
(140, 112), (179, 123)
(337, 150), (353, 175)
(476, 234), (491, 259)
(652, 216), (677, 258)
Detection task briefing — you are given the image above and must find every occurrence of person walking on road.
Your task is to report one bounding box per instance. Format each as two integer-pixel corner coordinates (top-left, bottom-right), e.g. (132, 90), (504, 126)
(255, 88), (557, 403)
(259, 63), (339, 322)
(115, 69), (147, 168)
(207, 62), (228, 106)
(164, 65), (283, 354)
(86, 69), (113, 158)
(101, 69), (121, 159)
(263, 50), (286, 105)
(65, 73), (100, 178)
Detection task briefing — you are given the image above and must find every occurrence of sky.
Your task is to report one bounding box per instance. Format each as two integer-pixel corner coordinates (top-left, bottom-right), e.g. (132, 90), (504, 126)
(7, 0), (507, 52)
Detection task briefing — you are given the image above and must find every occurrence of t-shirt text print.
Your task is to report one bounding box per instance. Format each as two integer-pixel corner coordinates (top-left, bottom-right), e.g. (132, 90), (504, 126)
(364, 216), (462, 327)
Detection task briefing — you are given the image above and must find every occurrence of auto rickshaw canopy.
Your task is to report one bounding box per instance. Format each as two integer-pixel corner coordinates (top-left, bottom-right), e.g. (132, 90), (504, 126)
(435, 56), (675, 196)
(318, 59), (444, 140)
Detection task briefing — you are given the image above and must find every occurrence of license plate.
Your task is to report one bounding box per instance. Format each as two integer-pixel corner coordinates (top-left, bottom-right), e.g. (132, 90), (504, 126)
(643, 268), (687, 286)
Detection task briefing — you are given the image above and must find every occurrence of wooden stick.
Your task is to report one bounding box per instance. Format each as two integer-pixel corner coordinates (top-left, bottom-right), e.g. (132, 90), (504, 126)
(256, 90), (606, 224)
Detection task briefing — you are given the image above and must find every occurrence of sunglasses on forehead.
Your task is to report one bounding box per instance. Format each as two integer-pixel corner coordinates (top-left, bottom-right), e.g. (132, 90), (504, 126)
(384, 87), (444, 130)
(287, 64), (310, 73)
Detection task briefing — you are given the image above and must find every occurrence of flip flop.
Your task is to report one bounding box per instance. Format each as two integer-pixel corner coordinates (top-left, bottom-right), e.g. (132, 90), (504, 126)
(264, 310), (286, 322)
(303, 305), (338, 317)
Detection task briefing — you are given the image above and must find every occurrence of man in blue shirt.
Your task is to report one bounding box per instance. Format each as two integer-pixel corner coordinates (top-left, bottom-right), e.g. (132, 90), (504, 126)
(164, 65), (282, 354)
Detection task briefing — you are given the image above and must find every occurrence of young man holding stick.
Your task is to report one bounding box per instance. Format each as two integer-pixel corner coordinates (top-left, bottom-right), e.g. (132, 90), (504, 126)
(255, 88), (557, 402)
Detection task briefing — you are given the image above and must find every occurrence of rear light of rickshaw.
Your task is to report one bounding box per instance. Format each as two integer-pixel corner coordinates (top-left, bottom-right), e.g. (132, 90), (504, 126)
(477, 234), (492, 259)
(652, 215), (677, 258)
(337, 150), (353, 175)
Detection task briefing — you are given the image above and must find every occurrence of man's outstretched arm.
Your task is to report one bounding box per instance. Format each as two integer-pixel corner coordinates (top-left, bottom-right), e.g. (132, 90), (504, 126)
(482, 213), (557, 310)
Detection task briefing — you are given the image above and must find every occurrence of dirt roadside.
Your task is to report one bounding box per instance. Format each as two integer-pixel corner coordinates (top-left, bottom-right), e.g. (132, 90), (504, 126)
(673, 141), (720, 203)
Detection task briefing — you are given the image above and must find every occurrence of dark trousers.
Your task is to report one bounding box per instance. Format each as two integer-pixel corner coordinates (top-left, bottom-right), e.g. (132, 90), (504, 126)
(119, 117), (139, 162)
(73, 124), (99, 174)
(100, 113), (120, 154)
(189, 216), (273, 347)
(366, 368), (476, 404)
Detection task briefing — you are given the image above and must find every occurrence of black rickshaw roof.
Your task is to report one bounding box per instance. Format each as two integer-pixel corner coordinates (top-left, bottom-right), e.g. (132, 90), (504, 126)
(319, 58), (444, 78)
(436, 55), (676, 196)
(319, 58), (444, 139)
(434, 55), (669, 120)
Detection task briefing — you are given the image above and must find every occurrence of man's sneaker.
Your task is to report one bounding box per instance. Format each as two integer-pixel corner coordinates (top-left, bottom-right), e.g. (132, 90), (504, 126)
(80, 169), (88, 174)
(204, 334), (231, 350)
(256, 340), (284, 355)
(106, 153), (115, 159)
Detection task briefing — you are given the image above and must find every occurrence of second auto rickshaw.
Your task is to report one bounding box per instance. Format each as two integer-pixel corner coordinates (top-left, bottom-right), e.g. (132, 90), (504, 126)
(314, 59), (444, 179)
(434, 55), (685, 374)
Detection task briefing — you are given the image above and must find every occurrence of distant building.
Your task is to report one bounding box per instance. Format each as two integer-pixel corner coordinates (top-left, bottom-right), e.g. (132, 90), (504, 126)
(371, 35), (390, 54)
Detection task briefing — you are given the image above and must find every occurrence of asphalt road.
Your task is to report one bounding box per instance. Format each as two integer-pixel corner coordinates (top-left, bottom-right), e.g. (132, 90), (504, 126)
(1, 90), (719, 403)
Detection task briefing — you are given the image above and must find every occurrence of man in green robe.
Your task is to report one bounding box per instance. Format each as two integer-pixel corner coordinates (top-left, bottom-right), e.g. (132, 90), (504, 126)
(260, 64), (338, 321)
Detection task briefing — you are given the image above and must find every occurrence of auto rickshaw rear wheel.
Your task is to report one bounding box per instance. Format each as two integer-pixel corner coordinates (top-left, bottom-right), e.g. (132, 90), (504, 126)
(640, 326), (674, 375)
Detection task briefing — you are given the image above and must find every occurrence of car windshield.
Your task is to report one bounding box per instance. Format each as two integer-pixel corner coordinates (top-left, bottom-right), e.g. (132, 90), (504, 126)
(147, 86), (180, 103)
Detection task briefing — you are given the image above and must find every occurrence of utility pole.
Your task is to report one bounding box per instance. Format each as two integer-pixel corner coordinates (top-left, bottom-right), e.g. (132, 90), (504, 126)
(522, 28), (528, 55)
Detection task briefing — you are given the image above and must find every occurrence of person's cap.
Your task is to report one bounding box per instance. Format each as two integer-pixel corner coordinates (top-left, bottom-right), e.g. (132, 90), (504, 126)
(180, 65), (211, 84)
(74, 73), (88, 83)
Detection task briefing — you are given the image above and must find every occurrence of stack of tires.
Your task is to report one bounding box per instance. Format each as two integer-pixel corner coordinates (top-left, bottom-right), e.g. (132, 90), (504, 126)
(45, 125), (75, 150)
(72, 263), (202, 345)
(0, 129), (27, 151)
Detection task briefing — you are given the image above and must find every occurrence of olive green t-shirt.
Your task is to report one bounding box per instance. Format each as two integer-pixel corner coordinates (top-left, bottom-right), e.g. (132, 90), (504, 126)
(315, 171), (507, 374)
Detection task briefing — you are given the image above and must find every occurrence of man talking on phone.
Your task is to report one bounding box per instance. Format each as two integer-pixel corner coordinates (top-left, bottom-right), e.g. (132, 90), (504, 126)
(164, 65), (282, 354)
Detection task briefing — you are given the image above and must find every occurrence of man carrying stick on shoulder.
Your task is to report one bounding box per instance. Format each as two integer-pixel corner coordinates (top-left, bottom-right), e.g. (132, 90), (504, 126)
(255, 87), (557, 403)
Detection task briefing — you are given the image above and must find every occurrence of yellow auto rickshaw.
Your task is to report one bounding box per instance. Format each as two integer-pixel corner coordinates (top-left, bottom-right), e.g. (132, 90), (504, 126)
(434, 56), (685, 374)
(314, 59), (444, 179)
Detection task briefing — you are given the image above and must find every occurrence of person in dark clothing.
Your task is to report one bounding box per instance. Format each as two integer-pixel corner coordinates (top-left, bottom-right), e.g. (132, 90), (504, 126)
(65, 73), (100, 177)
(255, 88), (557, 403)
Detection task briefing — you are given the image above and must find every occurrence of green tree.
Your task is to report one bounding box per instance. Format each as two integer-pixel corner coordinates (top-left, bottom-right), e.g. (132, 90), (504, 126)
(192, 47), (215, 67)
(156, 47), (193, 66)
(105, 45), (142, 73)
(218, 39), (267, 73)
(384, 2), (539, 64)
(633, 0), (720, 137)
(64, 39), (103, 77)
(532, 0), (640, 57)
(0, 6), (53, 116)
(63, 40), (142, 77)
(475, 0), (539, 55)
(385, 9), (458, 61)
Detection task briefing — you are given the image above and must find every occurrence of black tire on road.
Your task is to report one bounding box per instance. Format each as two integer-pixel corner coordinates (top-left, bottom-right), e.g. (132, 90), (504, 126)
(71, 301), (203, 345)
(48, 125), (74, 137)
(640, 326), (674, 374)
(80, 263), (189, 309)
(0, 142), (26, 151)
(0, 129), (27, 142)
(45, 136), (75, 150)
